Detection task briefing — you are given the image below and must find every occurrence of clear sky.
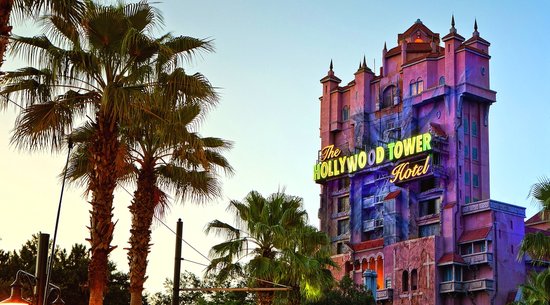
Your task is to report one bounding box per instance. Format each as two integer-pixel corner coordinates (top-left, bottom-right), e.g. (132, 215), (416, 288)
(1, 0), (549, 295)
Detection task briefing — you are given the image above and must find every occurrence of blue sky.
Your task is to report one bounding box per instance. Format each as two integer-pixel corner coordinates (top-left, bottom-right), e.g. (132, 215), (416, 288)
(1, 0), (549, 294)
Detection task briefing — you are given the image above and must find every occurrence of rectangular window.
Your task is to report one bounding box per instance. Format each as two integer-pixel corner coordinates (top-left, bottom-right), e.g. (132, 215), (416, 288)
(419, 198), (441, 217)
(461, 244), (473, 255)
(472, 121), (478, 136)
(472, 147), (478, 160)
(419, 223), (440, 237)
(420, 177), (436, 192)
(465, 196), (471, 204)
(442, 267), (453, 282)
(474, 241), (486, 253)
(337, 219), (350, 235)
(464, 118), (469, 134)
(465, 172), (470, 185)
(473, 174), (479, 188)
(473, 197), (479, 202)
(465, 145), (469, 158)
(336, 242), (344, 254)
(337, 197), (350, 213)
(454, 266), (462, 281)
(385, 278), (392, 289)
(338, 177), (350, 190)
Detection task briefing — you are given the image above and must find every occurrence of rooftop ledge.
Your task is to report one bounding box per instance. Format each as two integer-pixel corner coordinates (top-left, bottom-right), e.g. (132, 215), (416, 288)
(462, 199), (525, 217)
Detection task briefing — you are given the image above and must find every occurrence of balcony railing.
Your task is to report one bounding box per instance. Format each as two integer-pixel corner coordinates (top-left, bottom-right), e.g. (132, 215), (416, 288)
(376, 288), (393, 300)
(362, 196), (384, 209)
(462, 252), (493, 265)
(440, 281), (465, 293)
(363, 218), (383, 232)
(464, 279), (494, 292)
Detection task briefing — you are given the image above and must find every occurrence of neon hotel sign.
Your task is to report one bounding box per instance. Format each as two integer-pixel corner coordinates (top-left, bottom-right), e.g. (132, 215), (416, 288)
(313, 133), (432, 183)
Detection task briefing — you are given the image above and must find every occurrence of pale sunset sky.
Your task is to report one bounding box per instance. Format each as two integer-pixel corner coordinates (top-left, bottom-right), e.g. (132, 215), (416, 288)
(1, 0), (549, 294)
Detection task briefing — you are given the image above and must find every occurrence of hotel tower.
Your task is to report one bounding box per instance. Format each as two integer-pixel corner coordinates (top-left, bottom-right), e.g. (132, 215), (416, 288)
(314, 18), (526, 305)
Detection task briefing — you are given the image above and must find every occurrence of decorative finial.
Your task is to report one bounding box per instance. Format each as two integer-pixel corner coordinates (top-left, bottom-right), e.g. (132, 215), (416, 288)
(329, 59), (333, 71)
(415, 18), (422, 24)
(362, 55), (367, 68)
(383, 42), (387, 51)
(450, 15), (456, 33)
(358, 61), (362, 70)
(473, 19), (479, 36)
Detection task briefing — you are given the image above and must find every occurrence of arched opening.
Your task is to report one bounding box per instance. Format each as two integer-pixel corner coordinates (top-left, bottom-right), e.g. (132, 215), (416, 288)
(376, 255), (384, 289)
(411, 269), (418, 290)
(354, 260), (361, 271)
(382, 86), (395, 109)
(361, 258), (368, 272)
(402, 270), (409, 292)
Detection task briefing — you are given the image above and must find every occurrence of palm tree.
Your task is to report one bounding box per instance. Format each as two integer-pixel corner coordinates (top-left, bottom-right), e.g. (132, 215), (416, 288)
(0, 0), (84, 69)
(519, 177), (550, 261)
(0, 2), (213, 304)
(277, 225), (336, 305)
(513, 268), (550, 305)
(206, 191), (335, 305)
(124, 99), (232, 305)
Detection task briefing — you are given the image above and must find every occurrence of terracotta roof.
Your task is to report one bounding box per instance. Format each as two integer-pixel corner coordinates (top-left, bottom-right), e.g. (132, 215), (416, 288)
(351, 238), (384, 252)
(525, 211), (550, 226)
(437, 252), (466, 265)
(458, 227), (492, 243)
(385, 46), (401, 58)
(429, 122), (448, 138)
(525, 226), (550, 236)
(441, 31), (465, 42)
(397, 21), (440, 43)
(464, 35), (491, 46)
(384, 190), (401, 200)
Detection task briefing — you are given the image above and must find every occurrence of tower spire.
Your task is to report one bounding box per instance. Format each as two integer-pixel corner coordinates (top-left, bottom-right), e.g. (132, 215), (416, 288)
(473, 18), (479, 36)
(362, 55), (367, 68)
(450, 14), (456, 33)
(329, 59), (333, 71)
(384, 41), (387, 51)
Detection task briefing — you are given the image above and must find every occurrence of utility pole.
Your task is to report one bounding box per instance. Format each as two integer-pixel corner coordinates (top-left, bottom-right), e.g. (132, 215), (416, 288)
(171, 219), (183, 305)
(35, 233), (49, 305)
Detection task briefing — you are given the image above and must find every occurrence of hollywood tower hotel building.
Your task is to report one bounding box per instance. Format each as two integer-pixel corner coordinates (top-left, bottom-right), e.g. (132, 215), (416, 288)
(314, 19), (526, 305)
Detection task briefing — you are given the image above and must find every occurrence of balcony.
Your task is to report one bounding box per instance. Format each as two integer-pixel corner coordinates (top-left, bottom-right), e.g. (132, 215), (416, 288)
(462, 252), (493, 265)
(376, 288), (393, 301)
(362, 196), (384, 209)
(439, 281), (465, 294)
(363, 218), (383, 232)
(464, 279), (494, 292)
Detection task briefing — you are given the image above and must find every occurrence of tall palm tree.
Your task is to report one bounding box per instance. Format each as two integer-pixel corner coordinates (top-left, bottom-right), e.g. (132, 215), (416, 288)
(125, 99), (232, 305)
(519, 177), (550, 261)
(0, 0), (84, 69)
(0, 2), (213, 304)
(206, 191), (335, 305)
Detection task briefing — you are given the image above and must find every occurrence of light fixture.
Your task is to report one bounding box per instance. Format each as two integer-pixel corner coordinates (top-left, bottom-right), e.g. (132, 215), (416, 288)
(0, 269), (66, 305)
(0, 277), (31, 305)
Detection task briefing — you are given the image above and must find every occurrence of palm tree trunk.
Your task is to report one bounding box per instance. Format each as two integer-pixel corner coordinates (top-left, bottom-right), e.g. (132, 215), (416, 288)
(257, 281), (274, 305)
(128, 159), (157, 305)
(0, 0), (13, 69)
(87, 114), (119, 305)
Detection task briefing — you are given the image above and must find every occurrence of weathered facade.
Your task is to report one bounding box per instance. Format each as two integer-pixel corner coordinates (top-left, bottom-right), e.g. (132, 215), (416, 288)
(315, 19), (526, 305)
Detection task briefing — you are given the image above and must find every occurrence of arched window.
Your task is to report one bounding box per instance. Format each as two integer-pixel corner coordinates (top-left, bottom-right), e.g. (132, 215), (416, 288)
(361, 258), (368, 272)
(411, 269), (418, 290)
(439, 76), (445, 86)
(402, 270), (409, 292)
(376, 256), (384, 289)
(382, 86), (396, 109)
(410, 78), (424, 96)
(342, 106), (350, 121)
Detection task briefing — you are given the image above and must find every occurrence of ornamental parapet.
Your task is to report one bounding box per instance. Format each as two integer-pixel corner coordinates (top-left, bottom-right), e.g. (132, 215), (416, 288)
(462, 199), (525, 217)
